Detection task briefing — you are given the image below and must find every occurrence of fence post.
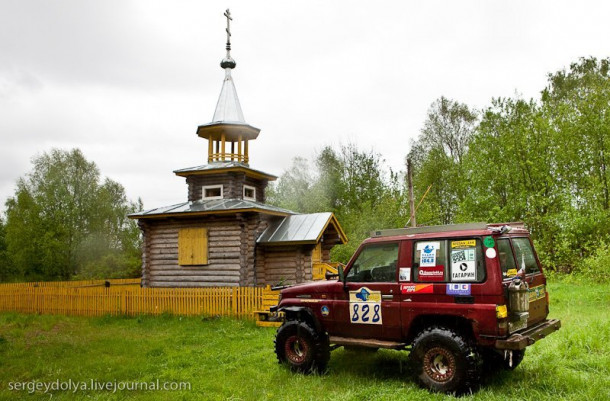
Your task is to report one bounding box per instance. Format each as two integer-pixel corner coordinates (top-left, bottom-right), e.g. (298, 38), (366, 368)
(231, 287), (237, 317)
(122, 290), (127, 316)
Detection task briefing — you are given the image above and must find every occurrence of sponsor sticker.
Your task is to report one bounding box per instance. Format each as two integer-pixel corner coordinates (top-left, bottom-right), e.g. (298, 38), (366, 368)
(321, 305), (330, 316)
(451, 248), (477, 282)
(417, 242), (440, 267)
(506, 268), (518, 277)
(399, 267), (411, 282)
(484, 236), (495, 248)
(401, 284), (434, 294)
(452, 240), (476, 249)
(349, 287), (382, 325)
(446, 283), (471, 296)
(418, 266), (445, 282)
(528, 285), (546, 301)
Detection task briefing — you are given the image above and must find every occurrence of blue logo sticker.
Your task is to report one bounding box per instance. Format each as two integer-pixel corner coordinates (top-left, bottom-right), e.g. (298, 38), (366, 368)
(355, 288), (370, 302)
(423, 245), (434, 254)
(447, 283), (471, 296)
(321, 306), (330, 316)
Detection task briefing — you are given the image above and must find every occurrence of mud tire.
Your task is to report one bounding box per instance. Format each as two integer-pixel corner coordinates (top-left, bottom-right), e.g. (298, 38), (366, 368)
(410, 326), (482, 394)
(275, 320), (330, 374)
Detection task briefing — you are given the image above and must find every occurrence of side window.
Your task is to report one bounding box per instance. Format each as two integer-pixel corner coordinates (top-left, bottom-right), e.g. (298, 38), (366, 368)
(512, 238), (540, 275)
(497, 238), (517, 278)
(413, 239), (486, 283)
(346, 243), (399, 283)
(413, 240), (447, 282)
(202, 185), (223, 200)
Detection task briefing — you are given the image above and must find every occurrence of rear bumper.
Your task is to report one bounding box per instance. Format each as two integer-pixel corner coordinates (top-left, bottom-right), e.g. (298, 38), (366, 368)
(495, 319), (561, 350)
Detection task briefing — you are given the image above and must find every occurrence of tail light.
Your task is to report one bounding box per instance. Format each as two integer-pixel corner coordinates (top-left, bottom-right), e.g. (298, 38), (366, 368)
(496, 305), (508, 319)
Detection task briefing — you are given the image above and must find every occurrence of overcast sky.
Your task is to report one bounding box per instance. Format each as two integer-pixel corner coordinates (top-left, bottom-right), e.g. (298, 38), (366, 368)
(1, 0), (609, 212)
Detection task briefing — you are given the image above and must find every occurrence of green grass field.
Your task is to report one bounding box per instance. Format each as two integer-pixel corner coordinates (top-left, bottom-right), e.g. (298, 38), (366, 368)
(0, 281), (609, 400)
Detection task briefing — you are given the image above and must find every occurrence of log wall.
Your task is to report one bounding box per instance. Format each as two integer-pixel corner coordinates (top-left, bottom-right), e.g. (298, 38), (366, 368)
(257, 245), (314, 286)
(140, 217), (242, 287)
(139, 214), (276, 288)
(137, 212), (339, 288)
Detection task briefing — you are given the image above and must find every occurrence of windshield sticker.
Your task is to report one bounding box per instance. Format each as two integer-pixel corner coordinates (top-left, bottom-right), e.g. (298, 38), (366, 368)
(452, 240), (476, 249)
(486, 248), (497, 259)
(484, 236), (495, 248)
(401, 284), (434, 294)
(447, 283), (471, 296)
(451, 248), (476, 281)
(349, 287), (382, 325)
(506, 268), (518, 277)
(418, 266), (445, 281)
(418, 242), (439, 267)
(399, 267), (411, 282)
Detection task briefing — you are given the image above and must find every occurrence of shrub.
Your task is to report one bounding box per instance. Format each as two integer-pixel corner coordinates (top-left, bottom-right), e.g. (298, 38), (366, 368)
(575, 243), (610, 283)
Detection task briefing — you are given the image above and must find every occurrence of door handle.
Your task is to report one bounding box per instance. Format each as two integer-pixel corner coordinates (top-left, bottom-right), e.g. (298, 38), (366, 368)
(382, 295), (393, 300)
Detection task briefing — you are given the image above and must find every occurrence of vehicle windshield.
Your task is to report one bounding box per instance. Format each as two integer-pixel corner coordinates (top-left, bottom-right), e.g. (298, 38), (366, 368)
(346, 243), (398, 282)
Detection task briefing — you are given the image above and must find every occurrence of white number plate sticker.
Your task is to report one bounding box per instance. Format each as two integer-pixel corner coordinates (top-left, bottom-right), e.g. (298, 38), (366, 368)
(348, 287), (383, 325)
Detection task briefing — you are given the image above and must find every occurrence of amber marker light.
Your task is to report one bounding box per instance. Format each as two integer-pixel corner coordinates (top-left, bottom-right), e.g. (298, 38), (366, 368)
(496, 305), (508, 319)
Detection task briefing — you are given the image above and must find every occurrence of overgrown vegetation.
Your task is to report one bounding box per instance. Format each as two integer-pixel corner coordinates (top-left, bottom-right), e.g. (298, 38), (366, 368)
(0, 149), (142, 282)
(269, 57), (610, 280)
(0, 281), (607, 400)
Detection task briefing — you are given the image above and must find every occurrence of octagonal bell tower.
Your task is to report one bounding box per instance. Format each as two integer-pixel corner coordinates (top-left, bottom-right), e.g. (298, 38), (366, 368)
(196, 9), (260, 165)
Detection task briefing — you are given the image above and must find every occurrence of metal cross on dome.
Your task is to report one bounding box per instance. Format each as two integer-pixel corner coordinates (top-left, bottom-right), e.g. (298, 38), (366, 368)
(224, 9), (232, 50)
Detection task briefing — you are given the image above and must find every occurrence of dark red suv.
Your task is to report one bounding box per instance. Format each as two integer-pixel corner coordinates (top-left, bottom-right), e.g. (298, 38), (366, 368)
(273, 222), (561, 394)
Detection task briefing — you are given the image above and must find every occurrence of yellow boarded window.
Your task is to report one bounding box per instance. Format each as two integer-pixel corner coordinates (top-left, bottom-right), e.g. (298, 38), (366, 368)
(178, 228), (208, 265)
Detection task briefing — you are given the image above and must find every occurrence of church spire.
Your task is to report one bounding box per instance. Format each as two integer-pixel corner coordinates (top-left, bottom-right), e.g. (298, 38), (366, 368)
(213, 9), (243, 122)
(197, 9), (260, 165)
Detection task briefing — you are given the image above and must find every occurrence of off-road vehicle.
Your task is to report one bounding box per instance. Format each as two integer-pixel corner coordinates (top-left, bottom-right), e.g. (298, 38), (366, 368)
(272, 222), (561, 394)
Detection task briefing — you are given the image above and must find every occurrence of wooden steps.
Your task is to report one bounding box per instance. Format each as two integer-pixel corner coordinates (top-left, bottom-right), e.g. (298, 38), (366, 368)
(254, 286), (283, 327)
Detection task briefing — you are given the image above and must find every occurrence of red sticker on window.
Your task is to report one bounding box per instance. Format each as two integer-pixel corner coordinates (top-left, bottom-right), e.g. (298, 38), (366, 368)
(418, 266), (445, 281)
(401, 284), (434, 294)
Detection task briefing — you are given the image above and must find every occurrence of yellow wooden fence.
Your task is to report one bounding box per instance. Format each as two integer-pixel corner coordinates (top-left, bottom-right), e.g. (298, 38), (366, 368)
(0, 280), (279, 320)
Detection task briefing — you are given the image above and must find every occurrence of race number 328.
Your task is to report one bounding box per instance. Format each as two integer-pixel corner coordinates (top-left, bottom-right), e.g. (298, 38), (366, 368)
(349, 302), (382, 325)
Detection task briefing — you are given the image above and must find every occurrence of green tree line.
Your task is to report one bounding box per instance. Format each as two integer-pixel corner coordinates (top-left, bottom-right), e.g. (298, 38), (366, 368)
(0, 149), (142, 282)
(269, 57), (610, 281)
(1, 57), (607, 283)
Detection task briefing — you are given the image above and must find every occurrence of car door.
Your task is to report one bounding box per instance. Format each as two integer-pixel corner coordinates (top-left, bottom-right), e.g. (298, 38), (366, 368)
(509, 237), (548, 325)
(331, 241), (402, 340)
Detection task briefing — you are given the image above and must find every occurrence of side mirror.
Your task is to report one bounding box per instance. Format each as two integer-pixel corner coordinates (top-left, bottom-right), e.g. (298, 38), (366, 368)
(325, 264), (345, 282)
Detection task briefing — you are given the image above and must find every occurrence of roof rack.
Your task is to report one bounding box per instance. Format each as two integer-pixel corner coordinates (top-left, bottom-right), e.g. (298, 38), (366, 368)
(371, 223), (488, 238)
(487, 221), (527, 230)
(371, 222), (528, 238)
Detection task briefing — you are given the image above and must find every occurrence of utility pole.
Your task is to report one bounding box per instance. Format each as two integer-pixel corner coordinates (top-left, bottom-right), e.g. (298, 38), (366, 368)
(407, 157), (416, 227)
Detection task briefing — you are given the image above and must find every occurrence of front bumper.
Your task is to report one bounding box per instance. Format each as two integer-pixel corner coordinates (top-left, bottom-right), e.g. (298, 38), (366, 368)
(495, 319), (561, 350)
